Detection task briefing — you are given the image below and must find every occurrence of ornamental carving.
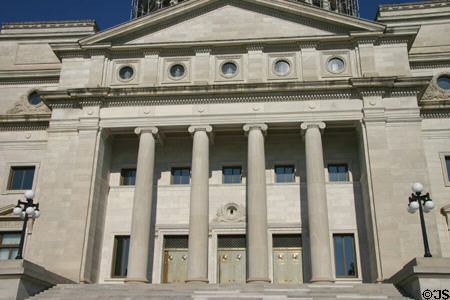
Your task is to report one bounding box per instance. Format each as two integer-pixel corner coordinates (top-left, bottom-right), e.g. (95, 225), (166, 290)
(214, 203), (245, 223)
(422, 82), (450, 102)
(6, 91), (50, 114)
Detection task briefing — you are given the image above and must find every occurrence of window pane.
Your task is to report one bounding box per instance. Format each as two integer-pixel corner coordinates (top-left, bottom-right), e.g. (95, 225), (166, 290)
(22, 169), (35, 189)
(10, 248), (18, 259)
(113, 236), (130, 277)
(338, 166), (347, 181)
(181, 168), (190, 184)
(286, 167), (294, 182)
(173, 169), (181, 177)
(344, 236), (356, 276)
(329, 166), (338, 182)
(333, 236), (345, 276)
(232, 174), (241, 184)
(11, 169), (24, 190)
(233, 168), (241, 176)
(224, 168), (232, 176)
(224, 174), (232, 184)
(446, 157), (450, 180)
(2, 233), (21, 245)
(0, 249), (10, 260)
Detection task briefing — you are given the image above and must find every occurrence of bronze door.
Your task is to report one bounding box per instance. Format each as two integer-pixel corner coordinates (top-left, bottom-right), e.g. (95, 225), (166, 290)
(217, 235), (246, 283)
(272, 234), (303, 284)
(162, 235), (188, 283)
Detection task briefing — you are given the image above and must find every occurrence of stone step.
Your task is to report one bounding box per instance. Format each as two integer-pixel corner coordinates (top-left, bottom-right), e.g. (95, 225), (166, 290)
(29, 283), (413, 300)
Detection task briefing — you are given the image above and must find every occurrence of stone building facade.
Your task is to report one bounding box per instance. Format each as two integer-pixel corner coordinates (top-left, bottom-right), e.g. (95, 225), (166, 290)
(0, 0), (449, 288)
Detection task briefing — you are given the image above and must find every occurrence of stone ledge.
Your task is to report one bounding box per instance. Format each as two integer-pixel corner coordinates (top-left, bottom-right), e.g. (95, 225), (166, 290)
(0, 259), (73, 300)
(389, 257), (450, 300)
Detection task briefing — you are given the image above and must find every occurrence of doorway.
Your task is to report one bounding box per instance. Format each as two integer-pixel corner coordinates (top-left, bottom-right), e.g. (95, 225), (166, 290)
(162, 235), (188, 283)
(217, 235), (246, 283)
(272, 234), (303, 284)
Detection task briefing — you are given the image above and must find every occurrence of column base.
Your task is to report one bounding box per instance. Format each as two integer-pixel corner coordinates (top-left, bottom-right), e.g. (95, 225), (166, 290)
(247, 277), (271, 284)
(185, 278), (209, 284)
(124, 278), (149, 284)
(310, 277), (335, 284)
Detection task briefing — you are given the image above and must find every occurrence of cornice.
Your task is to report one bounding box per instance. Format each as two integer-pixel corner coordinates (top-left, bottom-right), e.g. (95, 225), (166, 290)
(37, 76), (431, 109)
(0, 69), (60, 85)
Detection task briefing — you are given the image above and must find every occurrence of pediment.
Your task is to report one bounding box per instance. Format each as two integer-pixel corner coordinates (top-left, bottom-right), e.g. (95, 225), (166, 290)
(80, 0), (385, 46)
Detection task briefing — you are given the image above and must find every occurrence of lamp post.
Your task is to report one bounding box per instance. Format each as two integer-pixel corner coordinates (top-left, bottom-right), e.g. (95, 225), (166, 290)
(407, 182), (435, 258)
(12, 190), (40, 259)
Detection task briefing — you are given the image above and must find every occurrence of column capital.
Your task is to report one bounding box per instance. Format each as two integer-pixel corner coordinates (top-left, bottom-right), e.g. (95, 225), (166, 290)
(134, 127), (158, 136)
(188, 125), (213, 134)
(300, 122), (326, 131)
(243, 123), (268, 132)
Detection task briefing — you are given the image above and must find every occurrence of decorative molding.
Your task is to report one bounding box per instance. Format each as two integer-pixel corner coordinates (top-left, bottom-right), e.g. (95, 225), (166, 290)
(300, 122), (326, 131)
(1, 20), (97, 30)
(421, 109), (450, 119)
(243, 123), (268, 132)
(134, 127), (159, 136)
(188, 125), (213, 134)
(0, 141), (47, 151)
(214, 203), (246, 223)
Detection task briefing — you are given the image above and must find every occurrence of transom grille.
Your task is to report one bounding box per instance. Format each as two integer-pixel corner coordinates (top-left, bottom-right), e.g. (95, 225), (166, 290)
(218, 235), (246, 249)
(164, 235), (188, 249)
(273, 234), (302, 248)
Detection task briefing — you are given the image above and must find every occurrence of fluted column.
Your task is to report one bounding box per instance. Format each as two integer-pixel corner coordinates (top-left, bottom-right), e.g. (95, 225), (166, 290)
(301, 122), (334, 283)
(126, 127), (158, 283)
(186, 125), (212, 283)
(243, 123), (270, 283)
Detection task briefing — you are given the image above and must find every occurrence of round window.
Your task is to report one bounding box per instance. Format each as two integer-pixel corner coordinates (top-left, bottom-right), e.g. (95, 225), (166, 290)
(170, 64), (185, 78)
(437, 75), (450, 90)
(28, 92), (41, 105)
(328, 58), (345, 73)
(222, 62), (237, 76)
(274, 60), (291, 75)
(119, 66), (134, 80)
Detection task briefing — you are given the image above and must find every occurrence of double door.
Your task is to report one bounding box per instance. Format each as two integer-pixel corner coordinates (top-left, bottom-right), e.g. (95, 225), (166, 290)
(217, 235), (246, 283)
(162, 236), (188, 283)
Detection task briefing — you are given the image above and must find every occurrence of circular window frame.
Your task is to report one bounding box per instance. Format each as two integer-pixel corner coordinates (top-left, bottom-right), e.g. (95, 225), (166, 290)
(219, 61), (239, 79)
(117, 65), (136, 82)
(434, 73), (450, 93)
(272, 59), (292, 77)
(168, 63), (187, 81)
(27, 90), (44, 107)
(327, 57), (346, 74)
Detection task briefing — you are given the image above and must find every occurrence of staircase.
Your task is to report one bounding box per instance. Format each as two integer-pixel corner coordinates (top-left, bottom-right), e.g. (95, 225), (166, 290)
(29, 283), (412, 300)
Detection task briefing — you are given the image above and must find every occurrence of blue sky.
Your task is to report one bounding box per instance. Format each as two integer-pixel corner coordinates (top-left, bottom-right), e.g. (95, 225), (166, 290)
(0, 0), (418, 31)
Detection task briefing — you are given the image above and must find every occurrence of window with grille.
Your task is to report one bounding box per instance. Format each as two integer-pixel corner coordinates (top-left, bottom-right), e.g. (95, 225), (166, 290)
(218, 235), (246, 249)
(0, 232), (21, 260)
(328, 164), (348, 182)
(275, 166), (295, 183)
(164, 235), (189, 249)
(8, 166), (35, 190)
(273, 234), (302, 248)
(112, 236), (130, 278)
(172, 167), (190, 184)
(333, 234), (357, 277)
(120, 169), (136, 186)
(223, 167), (242, 184)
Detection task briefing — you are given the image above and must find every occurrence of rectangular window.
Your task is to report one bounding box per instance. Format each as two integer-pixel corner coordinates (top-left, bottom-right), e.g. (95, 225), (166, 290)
(8, 166), (35, 190)
(120, 169), (136, 186)
(0, 232), (21, 260)
(275, 165), (295, 183)
(333, 234), (357, 278)
(328, 164), (348, 182)
(172, 167), (190, 184)
(223, 167), (242, 184)
(446, 156), (450, 182)
(112, 236), (130, 278)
